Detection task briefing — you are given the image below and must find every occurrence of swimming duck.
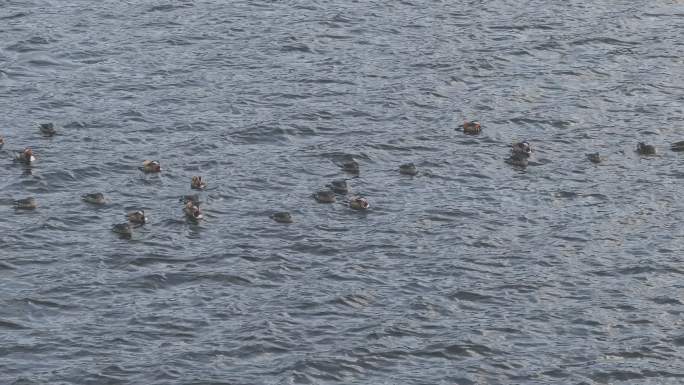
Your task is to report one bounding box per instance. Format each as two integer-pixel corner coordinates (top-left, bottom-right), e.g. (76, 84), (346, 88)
(183, 201), (203, 221)
(140, 160), (161, 173)
(14, 197), (37, 210)
(586, 153), (603, 164)
(636, 142), (656, 155)
(126, 210), (146, 224)
(271, 212), (293, 223)
(39, 123), (56, 136)
(349, 196), (370, 210)
(511, 141), (532, 157)
(82, 193), (106, 205)
(670, 141), (684, 152)
(313, 190), (336, 203)
(112, 223), (132, 238)
(399, 163), (418, 176)
(462, 121), (481, 135)
(341, 159), (360, 174)
(191, 176), (207, 190)
(506, 153), (529, 168)
(328, 179), (349, 194)
(14, 148), (35, 163)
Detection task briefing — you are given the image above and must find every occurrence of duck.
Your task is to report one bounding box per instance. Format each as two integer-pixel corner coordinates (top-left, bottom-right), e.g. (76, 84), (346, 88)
(328, 179), (349, 194)
(462, 121), (481, 135)
(399, 163), (418, 176)
(183, 201), (203, 221)
(670, 141), (684, 152)
(39, 123), (56, 136)
(112, 223), (132, 238)
(82, 193), (106, 205)
(14, 147), (35, 163)
(349, 196), (370, 210)
(126, 210), (146, 225)
(140, 160), (161, 173)
(0, 136), (4, 148)
(636, 142), (656, 155)
(14, 197), (37, 210)
(191, 176), (207, 190)
(341, 159), (360, 174)
(506, 153), (529, 168)
(313, 190), (336, 203)
(586, 153), (603, 164)
(511, 141), (532, 157)
(271, 212), (293, 223)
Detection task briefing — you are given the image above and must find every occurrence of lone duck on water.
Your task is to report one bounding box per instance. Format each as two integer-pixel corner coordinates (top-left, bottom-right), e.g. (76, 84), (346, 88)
(14, 197), (37, 210)
(399, 163), (418, 176)
(191, 176), (207, 190)
(636, 142), (656, 155)
(271, 212), (293, 223)
(462, 121), (481, 135)
(15, 148), (35, 163)
(140, 160), (161, 173)
(82, 193), (106, 205)
(349, 196), (370, 210)
(39, 123), (56, 136)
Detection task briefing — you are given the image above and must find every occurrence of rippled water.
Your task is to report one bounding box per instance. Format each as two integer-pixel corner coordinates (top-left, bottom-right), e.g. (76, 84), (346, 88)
(1, 1), (684, 384)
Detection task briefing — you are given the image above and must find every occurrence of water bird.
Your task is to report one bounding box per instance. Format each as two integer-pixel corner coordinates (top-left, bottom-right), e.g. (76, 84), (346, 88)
(126, 210), (146, 224)
(140, 160), (161, 173)
(341, 159), (360, 174)
(0, 136), (4, 148)
(511, 141), (532, 157)
(82, 193), (106, 205)
(112, 223), (132, 238)
(14, 197), (37, 210)
(14, 148), (35, 163)
(313, 190), (336, 203)
(191, 176), (207, 190)
(183, 201), (203, 221)
(271, 212), (293, 223)
(349, 196), (370, 210)
(399, 163), (418, 176)
(180, 194), (201, 205)
(39, 123), (56, 136)
(636, 142), (656, 155)
(328, 179), (349, 194)
(586, 153), (603, 164)
(462, 121), (481, 135)
(670, 141), (684, 152)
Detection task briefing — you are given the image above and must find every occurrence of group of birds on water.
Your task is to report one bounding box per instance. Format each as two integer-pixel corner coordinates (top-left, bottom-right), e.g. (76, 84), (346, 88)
(2, 121), (684, 238)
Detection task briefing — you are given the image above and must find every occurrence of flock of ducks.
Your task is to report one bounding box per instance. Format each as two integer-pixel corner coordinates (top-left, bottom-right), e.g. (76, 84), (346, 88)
(3, 121), (683, 238)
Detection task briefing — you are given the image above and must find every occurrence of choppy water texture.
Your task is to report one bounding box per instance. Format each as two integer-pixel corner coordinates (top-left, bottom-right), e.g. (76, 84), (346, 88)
(1, 1), (684, 384)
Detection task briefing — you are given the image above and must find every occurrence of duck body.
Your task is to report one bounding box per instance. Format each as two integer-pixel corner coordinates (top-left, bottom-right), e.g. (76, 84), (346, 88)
(183, 201), (203, 221)
(586, 153), (602, 164)
(636, 142), (656, 155)
(191, 176), (207, 190)
(14, 148), (35, 163)
(313, 190), (336, 203)
(341, 160), (359, 174)
(39, 123), (56, 136)
(271, 212), (293, 223)
(112, 223), (132, 237)
(349, 196), (370, 210)
(328, 180), (349, 194)
(82, 193), (106, 205)
(126, 210), (146, 225)
(14, 197), (37, 210)
(399, 163), (418, 176)
(670, 141), (684, 152)
(462, 121), (481, 135)
(511, 141), (532, 157)
(506, 153), (529, 167)
(140, 160), (161, 173)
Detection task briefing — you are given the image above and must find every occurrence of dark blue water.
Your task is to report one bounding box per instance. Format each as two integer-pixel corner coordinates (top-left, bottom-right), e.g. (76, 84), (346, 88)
(1, 1), (683, 384)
